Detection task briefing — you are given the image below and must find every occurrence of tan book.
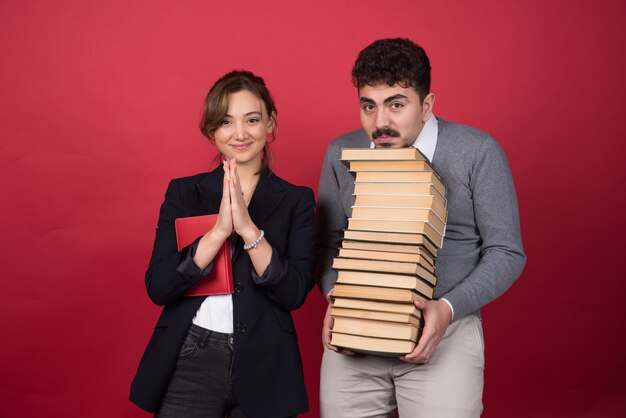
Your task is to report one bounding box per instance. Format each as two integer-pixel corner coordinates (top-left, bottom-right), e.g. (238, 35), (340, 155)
(341, 147), (427, 161)
(353, 183), (446, 207)
(347, 219), (443, 248)
(349, 159), (433, 173)
(350, 207), (445, 236)
(333, 297), (422, 315)
(331, 332), (417, 356)
(355, 171), (445, 195)
(332, 316), (421, 341)
(336, 270), (434, 298)
(354, 194), (447, 219)
(331, 306), (422, 325)
(338, 248), (435, 274)
(333, 258), (437, 286)
(342, 230), (439, 256)
(341, 240), (435, 265)
(332, 284), (429, 303)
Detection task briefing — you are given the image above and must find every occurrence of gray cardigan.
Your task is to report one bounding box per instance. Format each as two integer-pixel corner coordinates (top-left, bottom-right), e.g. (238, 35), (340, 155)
(315, 118), (526, 321)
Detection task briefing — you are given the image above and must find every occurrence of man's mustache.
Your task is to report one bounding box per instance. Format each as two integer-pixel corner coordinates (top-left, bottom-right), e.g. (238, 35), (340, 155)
(372, 127), (401, 139)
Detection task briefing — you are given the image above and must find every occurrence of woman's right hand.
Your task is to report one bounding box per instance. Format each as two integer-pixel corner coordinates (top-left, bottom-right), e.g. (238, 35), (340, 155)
(210, 160), (234, 241)
(192, 161), (233, 269)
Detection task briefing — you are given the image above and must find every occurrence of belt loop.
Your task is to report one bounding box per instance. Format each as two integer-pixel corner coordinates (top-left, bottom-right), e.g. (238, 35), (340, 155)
(202, 329), (212, 345)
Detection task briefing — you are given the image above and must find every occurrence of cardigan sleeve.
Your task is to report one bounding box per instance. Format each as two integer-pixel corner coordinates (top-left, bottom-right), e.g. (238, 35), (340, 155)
(315, 141), (348, 297)
(441, 137), (526, 320)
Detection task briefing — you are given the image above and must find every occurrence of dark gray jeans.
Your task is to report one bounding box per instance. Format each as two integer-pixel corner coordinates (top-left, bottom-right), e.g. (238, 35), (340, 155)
(154, 324), (246, 418)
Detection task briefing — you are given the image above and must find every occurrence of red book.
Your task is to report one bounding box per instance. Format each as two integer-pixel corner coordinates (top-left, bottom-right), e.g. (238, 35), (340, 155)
(174, 214), (234, 296)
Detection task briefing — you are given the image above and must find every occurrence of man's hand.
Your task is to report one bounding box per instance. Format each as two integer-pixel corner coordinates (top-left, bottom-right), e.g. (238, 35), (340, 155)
(323, 291), (355, 356)
(400, 299), (452, 364)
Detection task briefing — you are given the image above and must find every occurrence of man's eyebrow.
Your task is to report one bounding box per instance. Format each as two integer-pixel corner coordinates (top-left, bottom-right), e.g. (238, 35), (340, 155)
(359, 94), (409, 105)
(383, 94), (408, 104)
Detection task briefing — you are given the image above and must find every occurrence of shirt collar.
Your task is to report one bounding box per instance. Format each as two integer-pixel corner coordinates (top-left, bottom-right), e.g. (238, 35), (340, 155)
(411, 114), (438, 162)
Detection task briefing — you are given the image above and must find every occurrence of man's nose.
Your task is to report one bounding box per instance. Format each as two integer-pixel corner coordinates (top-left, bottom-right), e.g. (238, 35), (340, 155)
(375, 108), (389, 128)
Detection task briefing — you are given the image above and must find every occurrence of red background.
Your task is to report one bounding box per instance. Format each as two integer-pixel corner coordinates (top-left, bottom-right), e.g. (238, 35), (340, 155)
(1, 1), (625, 417)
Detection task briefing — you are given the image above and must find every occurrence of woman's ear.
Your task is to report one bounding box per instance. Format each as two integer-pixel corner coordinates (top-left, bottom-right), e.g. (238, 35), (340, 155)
(267, 111), (277, 133)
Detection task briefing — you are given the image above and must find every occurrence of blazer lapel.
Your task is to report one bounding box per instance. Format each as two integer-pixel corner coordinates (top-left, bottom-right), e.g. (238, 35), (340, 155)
(196, 167), (224, 215)
(232, 170), (286, 262)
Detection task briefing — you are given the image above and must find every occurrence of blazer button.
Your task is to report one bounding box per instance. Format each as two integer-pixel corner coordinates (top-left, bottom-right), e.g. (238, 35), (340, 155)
(236, 322), (247, 333)
(235, 282), (244, 293)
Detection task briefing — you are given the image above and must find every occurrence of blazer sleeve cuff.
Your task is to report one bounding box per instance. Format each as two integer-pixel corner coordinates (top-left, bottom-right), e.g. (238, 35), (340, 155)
(251, 248), (287, 289)
(176, 236), (214, 281)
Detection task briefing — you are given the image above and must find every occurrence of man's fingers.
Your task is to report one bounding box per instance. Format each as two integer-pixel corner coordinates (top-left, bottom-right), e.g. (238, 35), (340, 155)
(413, 299), (426, 310)
(338, 348), (356, 356)
(401, 328), (434, 363)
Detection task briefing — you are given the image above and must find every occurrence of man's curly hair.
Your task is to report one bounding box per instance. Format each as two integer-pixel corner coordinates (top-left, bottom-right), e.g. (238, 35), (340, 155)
(352, 38), (431, 102)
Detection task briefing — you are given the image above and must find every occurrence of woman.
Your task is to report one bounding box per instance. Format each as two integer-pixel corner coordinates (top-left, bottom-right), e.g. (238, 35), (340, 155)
(130, 70), (316, 417)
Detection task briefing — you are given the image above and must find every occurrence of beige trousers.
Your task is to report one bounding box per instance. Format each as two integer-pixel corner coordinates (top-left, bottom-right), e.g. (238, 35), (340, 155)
(320, 314), (485, 418)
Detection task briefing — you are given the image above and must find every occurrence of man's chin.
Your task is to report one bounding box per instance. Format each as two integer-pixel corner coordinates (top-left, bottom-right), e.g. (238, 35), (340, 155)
(372, 139), (403, 149)
(375, 143), (393, 149)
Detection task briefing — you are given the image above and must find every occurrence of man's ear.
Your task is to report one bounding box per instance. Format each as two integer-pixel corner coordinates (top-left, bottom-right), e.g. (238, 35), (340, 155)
(422, 93), (435, 122)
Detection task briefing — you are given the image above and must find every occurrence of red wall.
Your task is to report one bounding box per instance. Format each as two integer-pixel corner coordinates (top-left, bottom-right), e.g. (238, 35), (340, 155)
(1, 1), (625, 417)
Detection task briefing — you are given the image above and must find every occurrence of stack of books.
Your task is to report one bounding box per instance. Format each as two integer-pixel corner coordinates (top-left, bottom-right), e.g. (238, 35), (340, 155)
(330, 148), (447, 356)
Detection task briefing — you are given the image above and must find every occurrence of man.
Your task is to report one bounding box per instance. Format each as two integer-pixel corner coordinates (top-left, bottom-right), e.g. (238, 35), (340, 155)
(316, 38), (526, 418)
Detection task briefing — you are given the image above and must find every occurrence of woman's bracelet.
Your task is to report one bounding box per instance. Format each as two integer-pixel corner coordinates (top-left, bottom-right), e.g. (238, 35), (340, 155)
(243, 230), (265, 251)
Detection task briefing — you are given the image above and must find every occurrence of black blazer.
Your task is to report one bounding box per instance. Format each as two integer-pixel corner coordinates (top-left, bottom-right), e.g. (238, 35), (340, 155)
(130, 167), (316, 417)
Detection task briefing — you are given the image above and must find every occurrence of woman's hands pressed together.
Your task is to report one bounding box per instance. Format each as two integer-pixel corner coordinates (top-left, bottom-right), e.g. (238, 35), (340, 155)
(222, 158), (260, 244)
(193, 158), (271, 276)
